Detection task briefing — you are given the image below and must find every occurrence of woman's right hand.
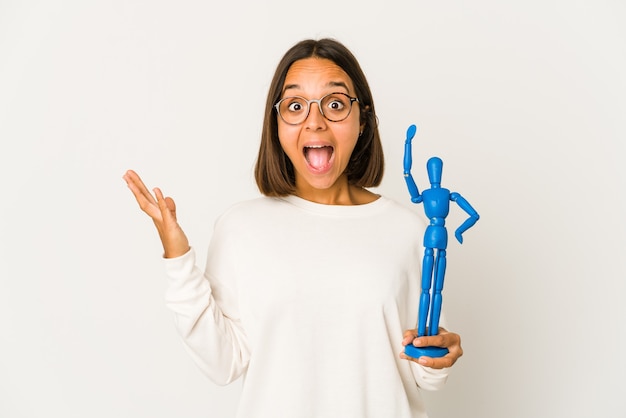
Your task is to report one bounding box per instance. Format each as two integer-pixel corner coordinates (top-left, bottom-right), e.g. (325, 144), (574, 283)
(123, 169), (190, 258)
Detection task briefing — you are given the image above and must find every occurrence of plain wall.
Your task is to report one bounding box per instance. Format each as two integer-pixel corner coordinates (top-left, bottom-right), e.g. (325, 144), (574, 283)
(1, 1), (624, 417)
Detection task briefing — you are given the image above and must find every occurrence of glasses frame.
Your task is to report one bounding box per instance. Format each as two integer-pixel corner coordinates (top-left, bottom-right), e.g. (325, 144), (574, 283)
(274, 92), (360, 125)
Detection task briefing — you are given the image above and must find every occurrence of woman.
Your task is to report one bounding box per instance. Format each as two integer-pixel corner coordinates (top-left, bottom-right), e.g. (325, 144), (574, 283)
(123, 38), (463, 418)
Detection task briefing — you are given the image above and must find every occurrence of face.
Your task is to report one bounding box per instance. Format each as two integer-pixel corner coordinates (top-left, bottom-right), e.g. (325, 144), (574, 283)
(277, 57), (362, 202)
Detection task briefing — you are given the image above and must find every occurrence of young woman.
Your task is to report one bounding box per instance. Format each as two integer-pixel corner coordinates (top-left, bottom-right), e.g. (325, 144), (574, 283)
(124, 38), (463, 418)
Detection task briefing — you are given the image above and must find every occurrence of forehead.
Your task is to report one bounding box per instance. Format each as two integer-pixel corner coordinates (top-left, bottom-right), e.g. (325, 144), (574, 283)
(283, 57), (355, 94)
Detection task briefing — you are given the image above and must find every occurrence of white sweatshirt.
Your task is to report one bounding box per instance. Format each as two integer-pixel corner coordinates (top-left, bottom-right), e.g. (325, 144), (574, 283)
(163, 195), (449, 418)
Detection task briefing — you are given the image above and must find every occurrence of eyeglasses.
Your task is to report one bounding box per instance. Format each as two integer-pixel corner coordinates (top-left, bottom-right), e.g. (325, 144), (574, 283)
(274, 92), (360, 125)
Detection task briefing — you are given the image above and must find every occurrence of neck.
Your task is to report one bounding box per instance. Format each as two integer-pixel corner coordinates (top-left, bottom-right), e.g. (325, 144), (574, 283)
(294, 178), (377, 206)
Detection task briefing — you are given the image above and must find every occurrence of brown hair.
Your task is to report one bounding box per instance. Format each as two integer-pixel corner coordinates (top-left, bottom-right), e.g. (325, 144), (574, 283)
(254, 38), (384, 196)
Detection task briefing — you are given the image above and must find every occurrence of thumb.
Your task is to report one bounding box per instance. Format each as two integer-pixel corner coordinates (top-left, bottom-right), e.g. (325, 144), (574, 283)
(164, 196), (177, 221)
(153, 188), (176, 224)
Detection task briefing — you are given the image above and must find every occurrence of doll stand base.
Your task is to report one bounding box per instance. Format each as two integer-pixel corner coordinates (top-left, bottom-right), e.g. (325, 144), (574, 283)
(404, 344), (449, 359)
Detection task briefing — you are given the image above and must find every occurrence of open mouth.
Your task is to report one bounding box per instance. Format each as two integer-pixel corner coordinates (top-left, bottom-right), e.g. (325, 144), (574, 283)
(304, 145), (334, 172)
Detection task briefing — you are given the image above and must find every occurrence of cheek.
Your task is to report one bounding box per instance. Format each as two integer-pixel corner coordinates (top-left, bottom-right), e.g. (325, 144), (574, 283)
(336, 124), (360, 148)
(344, 113), (362, 141)
(277, 124), (299, 154)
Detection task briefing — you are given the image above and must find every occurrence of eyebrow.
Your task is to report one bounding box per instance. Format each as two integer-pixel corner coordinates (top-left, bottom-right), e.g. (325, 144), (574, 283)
(283, 81), (351, 94)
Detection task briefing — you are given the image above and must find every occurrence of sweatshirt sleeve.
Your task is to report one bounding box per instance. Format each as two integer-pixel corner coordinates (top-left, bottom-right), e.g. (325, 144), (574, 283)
(410, 362), (450, 391)
(163, 246), (250, 386)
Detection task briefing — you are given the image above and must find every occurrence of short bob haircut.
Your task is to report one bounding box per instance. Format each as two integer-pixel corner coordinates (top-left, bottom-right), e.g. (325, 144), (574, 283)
(254, 38), (384, 196)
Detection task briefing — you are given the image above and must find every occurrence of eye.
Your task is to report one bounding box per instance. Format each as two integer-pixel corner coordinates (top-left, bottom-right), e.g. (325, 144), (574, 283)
(327, 99), (345, 111)
(285, 98), (306, 113)
(323, 94), (349, 113)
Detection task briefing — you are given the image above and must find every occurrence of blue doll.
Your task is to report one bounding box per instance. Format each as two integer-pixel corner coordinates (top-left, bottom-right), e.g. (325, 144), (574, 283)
(403, 124), (479, 358)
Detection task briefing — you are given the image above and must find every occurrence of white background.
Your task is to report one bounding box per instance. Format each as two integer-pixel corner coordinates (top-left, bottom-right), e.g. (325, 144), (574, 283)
(1, 1), (625, 417)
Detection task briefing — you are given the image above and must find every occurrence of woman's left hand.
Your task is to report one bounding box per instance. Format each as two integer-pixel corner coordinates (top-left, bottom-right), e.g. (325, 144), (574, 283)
(400, 328), (463, 369)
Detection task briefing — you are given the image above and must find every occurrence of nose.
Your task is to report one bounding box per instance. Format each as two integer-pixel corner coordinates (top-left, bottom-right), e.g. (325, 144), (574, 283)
(304, 100), (326, 130)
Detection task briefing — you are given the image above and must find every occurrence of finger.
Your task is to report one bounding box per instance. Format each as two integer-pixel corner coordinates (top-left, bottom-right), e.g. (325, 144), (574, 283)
(129, 172), (158, 206)
(125, 178), (152, 208)
(400, 352), (456, 369)
(412, 329), (451, 348)
(399, 350), (421, 363)
(412, 335), (443, 348)
(402, 329), (418, 345)
(415, 354), (457, 369)
(123, 170), (158, 206)
(124, 181), (161, 220)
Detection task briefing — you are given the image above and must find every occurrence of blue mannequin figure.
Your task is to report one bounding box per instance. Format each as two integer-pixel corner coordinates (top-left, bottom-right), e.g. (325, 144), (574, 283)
(403, 124), (479, 359)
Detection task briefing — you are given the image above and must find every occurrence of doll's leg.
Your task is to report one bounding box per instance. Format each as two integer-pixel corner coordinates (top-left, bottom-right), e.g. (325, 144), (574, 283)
(428, 249), (447, 336)
(418, 247), (434, 337)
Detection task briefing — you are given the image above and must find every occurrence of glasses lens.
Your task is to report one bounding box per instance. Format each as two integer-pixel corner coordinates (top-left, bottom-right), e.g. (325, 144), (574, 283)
(278, 97), (308, 125)
(320, 93), (352, 122)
